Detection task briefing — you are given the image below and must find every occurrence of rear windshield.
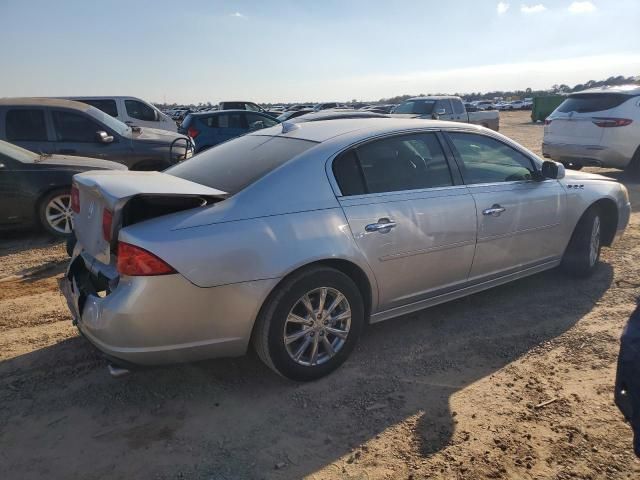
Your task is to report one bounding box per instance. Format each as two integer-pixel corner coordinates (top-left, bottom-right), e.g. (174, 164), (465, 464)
(166, 135), (317, 194)
(393, 99), (436, 115)
(557, 93), (634, 113)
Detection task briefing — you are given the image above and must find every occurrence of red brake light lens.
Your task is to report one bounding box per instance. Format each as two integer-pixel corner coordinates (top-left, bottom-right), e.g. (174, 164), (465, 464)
(102, 209), (113, 242)
(592, 117), (633, 128)
(71, 186), (80, 213)
(116, 242), (176, 276)
(187, 126), (200, 138)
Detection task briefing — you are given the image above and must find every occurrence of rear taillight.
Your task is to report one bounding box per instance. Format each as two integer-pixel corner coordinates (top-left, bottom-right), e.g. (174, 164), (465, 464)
(544, 119), (552, 125)
(592, 117), (633, 128)
(102, 209), (113, 242)
(116, 242), (176, 276)
(187, 126), (200, 138)
(71, 185), (80, 213)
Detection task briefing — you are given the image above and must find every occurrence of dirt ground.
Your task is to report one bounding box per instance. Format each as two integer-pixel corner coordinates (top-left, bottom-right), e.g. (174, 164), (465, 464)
(1, 110), (639, 480)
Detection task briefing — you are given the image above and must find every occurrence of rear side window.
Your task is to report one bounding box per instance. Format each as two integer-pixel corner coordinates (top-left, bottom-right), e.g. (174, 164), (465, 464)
(80, 99), (118, 117)
(52, 110), (102, 142)
(166, 135), (316, 194)
(124, 100), (156, 121)
(5, 109), (47, 141)
(557, 93), (633, 113)
(333, 133), (453, 195)
(393, 100), (436, 115)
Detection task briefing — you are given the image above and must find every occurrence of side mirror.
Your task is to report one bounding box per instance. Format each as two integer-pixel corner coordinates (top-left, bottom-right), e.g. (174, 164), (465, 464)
(541, 160), (565, 180)
(432, 108), (446, 119)
(96, 131), (114, 144)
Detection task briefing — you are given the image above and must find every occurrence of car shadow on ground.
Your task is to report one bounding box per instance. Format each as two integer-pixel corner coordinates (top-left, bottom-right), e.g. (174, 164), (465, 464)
(0, 263), (613, 479)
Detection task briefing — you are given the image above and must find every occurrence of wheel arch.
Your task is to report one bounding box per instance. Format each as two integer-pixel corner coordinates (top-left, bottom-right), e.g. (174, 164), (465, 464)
(253, 258), (375, 334)
(591, 197), (618, 247)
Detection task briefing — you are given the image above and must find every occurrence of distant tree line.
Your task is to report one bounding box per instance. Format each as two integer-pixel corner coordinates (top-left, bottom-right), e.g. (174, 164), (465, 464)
(154, 74), (638, 109)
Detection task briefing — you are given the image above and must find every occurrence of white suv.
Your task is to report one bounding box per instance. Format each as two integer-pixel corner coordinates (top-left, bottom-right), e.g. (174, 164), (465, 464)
(542, 85), (640, 178)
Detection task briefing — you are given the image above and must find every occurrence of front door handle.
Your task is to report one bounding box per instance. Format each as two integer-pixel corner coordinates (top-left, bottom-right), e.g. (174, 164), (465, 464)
(483, 204), (506, 217)
(365, 218), (397, 233)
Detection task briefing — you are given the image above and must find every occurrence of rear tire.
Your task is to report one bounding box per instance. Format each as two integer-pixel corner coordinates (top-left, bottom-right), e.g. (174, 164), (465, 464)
(38, 188), (74, 238)
(252, 266), (365, 381)
(561, 206), (602, 277)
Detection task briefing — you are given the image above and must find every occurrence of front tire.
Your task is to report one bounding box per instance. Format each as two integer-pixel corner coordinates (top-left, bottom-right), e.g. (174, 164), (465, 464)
(252, 266), (365, 381)
(561, 206), (602, 277)
(38, 188), (74, 238)
(625, 147), (640, 182)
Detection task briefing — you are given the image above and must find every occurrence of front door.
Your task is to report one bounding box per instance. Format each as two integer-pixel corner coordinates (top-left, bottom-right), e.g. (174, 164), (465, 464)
(332, 132), (477, 311)
(122, 98), (162, 129)
(444, 131), (566, 282)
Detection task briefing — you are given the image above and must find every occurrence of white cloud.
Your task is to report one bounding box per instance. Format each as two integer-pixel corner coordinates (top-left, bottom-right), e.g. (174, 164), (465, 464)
(497, 2), (510, 14)
(230, 12), (246, 19)
(520, 3), (547, 13)
(568, 1), (596, 13)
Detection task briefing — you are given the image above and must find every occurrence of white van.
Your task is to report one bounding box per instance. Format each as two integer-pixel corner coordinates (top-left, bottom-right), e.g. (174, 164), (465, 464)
(64, 96), (177, 132)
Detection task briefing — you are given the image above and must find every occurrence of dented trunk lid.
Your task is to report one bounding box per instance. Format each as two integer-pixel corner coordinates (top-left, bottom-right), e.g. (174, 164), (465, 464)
(72, 171), (226, 263)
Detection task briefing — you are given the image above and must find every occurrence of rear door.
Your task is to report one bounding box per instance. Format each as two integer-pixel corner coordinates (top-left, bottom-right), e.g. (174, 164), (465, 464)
(215, 112), (247, 143)
(333, 132), (477, 311)
(445, 131), (566, 282)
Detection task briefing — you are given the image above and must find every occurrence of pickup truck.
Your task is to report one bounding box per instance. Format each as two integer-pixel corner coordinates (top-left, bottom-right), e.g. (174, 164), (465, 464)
(391, 96), (500, 131)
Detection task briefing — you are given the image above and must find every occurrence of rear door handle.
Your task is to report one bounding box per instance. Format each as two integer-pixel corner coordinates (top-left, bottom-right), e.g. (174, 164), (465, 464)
(365, 218), (397, 233)
(483, 204), (506, 217)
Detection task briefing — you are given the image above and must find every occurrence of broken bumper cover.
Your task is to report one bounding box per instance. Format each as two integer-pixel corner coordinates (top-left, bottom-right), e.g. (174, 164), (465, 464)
(60, 253), (278, 365)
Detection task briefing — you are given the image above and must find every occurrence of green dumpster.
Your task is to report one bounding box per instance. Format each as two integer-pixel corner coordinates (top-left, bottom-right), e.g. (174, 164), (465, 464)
(531, 96), (565, 122)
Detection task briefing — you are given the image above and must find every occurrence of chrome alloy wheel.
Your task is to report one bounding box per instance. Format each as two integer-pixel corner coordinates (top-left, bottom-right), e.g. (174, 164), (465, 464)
(589, 215), (601, 267)
(45, 193), (73, 234)
(283, 287), (351, 367)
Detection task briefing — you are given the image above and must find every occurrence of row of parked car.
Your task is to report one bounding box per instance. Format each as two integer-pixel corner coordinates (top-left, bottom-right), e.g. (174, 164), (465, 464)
(466, 99), (533, 111)
(1, 85), (639, 239)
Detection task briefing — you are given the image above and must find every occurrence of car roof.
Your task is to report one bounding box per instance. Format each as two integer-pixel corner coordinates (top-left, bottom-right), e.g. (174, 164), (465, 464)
(250, 117), (483, 143)
(188, 109), (268, 116)
(406, 96), (459, 101)
(0, 97), (92, 110)
(572, 84), (640, 96)
(291, 110), (389, 123)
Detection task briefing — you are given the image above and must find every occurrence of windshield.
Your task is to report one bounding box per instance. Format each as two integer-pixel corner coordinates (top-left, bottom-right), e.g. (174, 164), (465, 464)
(166, 134), (316, 194)
(0, 139), (38, 163)
(85, 106), (130, 135)
(557, 93), (633, 113)
(393, 99), (436, 114)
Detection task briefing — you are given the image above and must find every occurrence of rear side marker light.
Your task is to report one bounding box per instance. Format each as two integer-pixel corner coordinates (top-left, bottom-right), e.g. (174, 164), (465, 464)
(117, 242), (176, 276)
(102, 209), (113, 242)
(592, 117), (633, 128)
(71, 186), (80, 213)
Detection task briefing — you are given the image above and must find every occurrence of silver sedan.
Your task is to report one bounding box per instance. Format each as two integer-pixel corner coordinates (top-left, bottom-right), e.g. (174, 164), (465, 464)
(61, 119), (631, 380)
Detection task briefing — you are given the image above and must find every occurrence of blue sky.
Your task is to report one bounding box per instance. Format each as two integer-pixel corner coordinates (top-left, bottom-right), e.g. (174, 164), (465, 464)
(0, 0), (638, 103)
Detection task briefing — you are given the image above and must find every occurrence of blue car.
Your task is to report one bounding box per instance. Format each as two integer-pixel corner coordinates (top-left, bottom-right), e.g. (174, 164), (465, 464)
(180, 110), (280, 153)
(616, 300), (640, 456)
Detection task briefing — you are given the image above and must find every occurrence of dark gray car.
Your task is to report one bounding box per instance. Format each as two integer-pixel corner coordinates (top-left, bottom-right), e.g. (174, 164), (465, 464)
(0, 98), (193, 170)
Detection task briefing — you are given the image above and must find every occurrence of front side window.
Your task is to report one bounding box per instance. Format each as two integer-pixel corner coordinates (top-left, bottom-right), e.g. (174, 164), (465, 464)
(435, 100), (453, 115)
(333, 133), (453, 195)
(447, 132), (535, 184)
(124, 100), (156, 121)
(452, 99), (465, 114)
(217, 113), (245, 129)
(52, 110), (102, 142)
(246, 113), (278, 131)
(6, 109), (47, 141)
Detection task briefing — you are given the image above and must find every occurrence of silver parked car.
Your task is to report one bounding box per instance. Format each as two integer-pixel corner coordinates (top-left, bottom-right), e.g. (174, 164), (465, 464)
(60, 119), (631, 380)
